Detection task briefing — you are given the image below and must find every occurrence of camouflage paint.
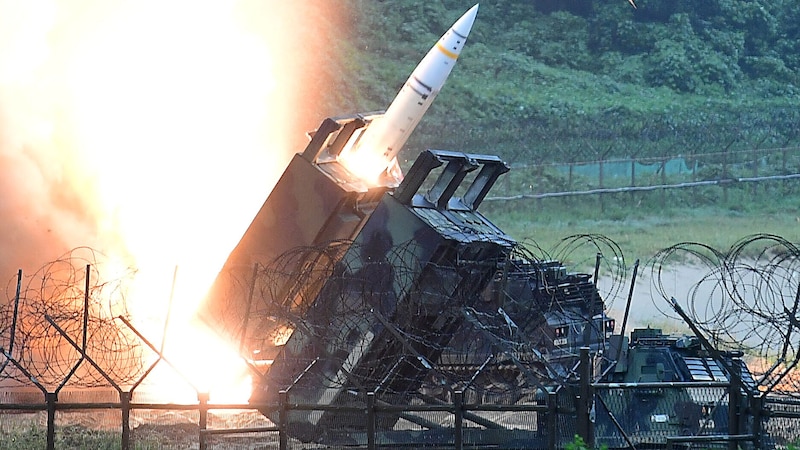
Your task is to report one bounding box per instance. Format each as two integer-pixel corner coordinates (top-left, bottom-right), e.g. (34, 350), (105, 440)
(198, 115), (391, 350)
(252, 150), (516, 441)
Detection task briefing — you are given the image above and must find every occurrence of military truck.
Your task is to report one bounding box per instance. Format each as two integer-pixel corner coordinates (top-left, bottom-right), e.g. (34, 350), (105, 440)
(595, 327), (759, 449)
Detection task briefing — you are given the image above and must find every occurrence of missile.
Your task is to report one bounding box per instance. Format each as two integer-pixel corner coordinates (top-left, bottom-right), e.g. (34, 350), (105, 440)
(339, 4), (479, 182)
(200, 5), (478, 357)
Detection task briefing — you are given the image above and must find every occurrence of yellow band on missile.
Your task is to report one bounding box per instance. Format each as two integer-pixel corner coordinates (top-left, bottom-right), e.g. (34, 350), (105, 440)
(436, 41), (459, 60)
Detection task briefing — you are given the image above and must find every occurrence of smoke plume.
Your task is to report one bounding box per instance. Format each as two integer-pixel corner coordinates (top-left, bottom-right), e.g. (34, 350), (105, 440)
(0, 1), (348, 289)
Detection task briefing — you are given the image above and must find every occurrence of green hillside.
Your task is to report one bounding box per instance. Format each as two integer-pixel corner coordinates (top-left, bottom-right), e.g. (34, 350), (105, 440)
(332, 0), (799, 164)
(323, 0), (800, 253)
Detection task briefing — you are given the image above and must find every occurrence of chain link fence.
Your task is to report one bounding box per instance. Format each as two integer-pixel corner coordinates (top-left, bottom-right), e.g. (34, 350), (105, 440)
(4, 352), (800, 449)
(486, 147), (800, 212)
(4, 150), (800, 448)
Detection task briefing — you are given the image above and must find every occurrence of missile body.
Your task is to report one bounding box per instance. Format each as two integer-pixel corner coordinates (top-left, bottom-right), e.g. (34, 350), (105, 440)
(340, 4), (479, 180)
(199, 5), (479, 361)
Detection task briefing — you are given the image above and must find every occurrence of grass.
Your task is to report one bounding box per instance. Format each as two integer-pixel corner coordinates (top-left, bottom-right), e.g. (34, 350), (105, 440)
(0, 422), (186, 450)
(482, 196), (800, 264)
(0, 424), (121, 450)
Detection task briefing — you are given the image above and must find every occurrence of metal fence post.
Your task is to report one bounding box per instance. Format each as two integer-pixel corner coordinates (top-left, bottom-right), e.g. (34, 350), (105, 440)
(279, 390), (288, 450)
(752, 147), (759, 197)
(598, 159), (605, 213)
(660, 157), (667, 208)
(578, 347), (592, 447)
(751, 394), (763, 450)
(121, 391), (131, 450)
(568, 161), (574, 205)
(731, 376), (742, 433)
(728, 375), (741, 450)
(454, 390), (464, 450)
(198, 392), (209, 450)
(782, 147), (787, 194)
(547, 390), (557, 450)
(46, 391), (57, 450)
(723, 147), (729, 203)
(367, 391), (376, 450)
(629, 157), (636, 206)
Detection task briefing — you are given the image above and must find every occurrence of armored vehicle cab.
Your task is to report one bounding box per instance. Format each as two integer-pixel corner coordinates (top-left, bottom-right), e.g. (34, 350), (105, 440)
(595, 327), (757, 448)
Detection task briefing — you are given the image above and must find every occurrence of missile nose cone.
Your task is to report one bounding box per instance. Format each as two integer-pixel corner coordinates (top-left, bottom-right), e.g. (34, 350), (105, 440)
(453, 4), (479, 38)
(338, 3), (480, 183)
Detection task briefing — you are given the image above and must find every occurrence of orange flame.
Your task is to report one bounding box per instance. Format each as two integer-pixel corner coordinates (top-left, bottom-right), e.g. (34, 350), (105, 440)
(0, 0), (346, 402)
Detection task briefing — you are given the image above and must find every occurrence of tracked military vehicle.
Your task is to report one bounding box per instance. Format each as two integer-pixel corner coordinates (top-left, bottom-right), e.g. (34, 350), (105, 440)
(443, 256), (615, 379)
(595, 327), (760, 449)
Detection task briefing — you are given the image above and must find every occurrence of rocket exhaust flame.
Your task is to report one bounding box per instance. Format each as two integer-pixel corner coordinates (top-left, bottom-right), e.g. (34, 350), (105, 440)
(338, 4), (479, 184)
(1, 1), (475, 403)
(0, 1), (347, 403)
(198, 5), (482, 373)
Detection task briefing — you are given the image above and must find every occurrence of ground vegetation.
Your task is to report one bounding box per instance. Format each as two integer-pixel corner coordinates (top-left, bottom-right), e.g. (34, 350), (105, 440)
(333, 0), (800, 254)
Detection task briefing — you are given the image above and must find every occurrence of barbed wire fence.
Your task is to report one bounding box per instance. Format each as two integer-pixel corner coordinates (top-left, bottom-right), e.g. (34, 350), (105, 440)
(223, 237), (631, 407)
(2, 240), (800, 446)
(646, 233), (800, 397)
(0, 236), (628, 446)
(485, 146), (800, 212)
(0, 248), (147, 389)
